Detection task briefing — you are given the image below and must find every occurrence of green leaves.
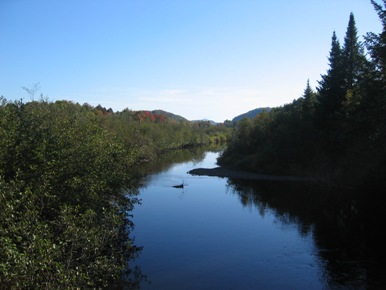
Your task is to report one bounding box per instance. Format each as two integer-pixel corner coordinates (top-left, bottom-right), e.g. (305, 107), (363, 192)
(0, 99), (140, 288)
(0, 89), (225, 288)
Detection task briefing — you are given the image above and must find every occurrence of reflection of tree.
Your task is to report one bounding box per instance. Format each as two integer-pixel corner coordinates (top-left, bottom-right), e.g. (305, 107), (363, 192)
(134, 145), (225, 186)
(226, 178), (386, 288)
(135, 147), (206, 177)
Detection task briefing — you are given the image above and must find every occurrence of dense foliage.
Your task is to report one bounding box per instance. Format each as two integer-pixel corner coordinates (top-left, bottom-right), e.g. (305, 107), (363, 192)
(0, 98), (228, 288)
(95, 108), (230, 161)
(219, 1), (386, 188)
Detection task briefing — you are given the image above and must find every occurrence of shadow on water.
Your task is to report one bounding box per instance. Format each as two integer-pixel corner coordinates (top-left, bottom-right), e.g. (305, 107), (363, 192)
(226, 178), (386, 289)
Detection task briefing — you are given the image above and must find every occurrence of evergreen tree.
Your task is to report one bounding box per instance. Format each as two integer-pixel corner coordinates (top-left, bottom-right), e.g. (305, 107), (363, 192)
(316, 14), (368, 166)
(362, 0), (386, 183)
(302, 80), (317, 109)
(342, 13), (367, 91)
(317, 31), (345, 116)
(365, 0), (386, 84)
(302, 79), (315, 100)
(220, 3), (386, 187)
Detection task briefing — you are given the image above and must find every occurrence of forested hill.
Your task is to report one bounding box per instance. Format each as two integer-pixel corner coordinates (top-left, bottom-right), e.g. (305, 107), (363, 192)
(94, 105), (188, 122)
(219, 6), (386, 189)
(151, 109), (188, 122)
(232, 107), (271, 122)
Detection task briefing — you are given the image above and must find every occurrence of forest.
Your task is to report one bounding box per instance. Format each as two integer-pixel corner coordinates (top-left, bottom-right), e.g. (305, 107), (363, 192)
(0, 98), (230, 288)
(219, 1), (386, 189)
(2, 0), (386, 288)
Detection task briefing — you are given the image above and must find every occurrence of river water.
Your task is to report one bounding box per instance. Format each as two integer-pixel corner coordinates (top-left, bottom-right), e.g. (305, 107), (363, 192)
(130, 149), (385, 289)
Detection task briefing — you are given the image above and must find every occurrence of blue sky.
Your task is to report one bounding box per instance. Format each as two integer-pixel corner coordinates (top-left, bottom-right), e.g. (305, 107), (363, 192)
(0, 0), (382, 122)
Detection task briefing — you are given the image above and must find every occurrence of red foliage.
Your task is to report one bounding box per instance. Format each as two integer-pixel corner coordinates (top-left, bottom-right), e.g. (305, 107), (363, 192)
(136, 111), (167, 123)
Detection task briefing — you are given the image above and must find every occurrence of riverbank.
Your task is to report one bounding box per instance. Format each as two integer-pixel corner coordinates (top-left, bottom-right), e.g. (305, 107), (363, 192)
(187, 167), (314, 182)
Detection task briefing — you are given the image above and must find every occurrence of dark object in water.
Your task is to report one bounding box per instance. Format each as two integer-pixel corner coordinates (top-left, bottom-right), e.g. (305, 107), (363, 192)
(172, 183), (184, 188)
(172, 181), (184, 188)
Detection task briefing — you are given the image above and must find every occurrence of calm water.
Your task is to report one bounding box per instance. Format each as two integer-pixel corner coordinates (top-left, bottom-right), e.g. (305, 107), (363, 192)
(130, 150), (385, 290)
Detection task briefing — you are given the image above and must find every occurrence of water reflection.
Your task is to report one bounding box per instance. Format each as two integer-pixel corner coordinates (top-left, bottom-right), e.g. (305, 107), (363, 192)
(226, 178), (386, 289)
(131, 149), (386, 289)
(135, 145), (223, 179)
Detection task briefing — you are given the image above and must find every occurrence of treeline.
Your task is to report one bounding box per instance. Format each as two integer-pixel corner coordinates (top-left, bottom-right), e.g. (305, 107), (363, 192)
(0, 98), (229, 288)
(219, 1), (386, 188)
(93, 105), (230, 161)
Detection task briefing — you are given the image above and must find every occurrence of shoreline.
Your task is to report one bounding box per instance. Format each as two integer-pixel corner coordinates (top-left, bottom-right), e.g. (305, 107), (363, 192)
(187, 167), (315, 182)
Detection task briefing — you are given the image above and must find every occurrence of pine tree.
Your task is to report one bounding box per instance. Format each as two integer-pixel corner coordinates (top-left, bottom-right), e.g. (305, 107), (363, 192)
(317, 14), (369, 119)
(316, 31), (345, 118)
(339, 13), (371, 116)
(342, 13), (368, 94)
(303, 79), (314, 99)
(365, 0), (386, 84)
(301, 79), (317, 117)
(362, 0), (386, 183)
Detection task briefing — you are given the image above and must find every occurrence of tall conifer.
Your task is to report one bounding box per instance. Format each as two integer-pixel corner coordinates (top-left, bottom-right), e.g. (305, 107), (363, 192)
(342, 13), (367, 91)
(317, 31), (345, 116)
(301, 79), (317, 116)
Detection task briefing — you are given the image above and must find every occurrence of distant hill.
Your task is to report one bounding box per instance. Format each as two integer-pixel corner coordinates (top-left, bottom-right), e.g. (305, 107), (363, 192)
(151, 110), (188, 122)
(191, 118), (217, 125)
(232, 107), (271, 122)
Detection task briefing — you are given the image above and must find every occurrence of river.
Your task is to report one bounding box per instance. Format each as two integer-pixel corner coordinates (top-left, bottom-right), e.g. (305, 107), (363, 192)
(130, 148), (385, 289)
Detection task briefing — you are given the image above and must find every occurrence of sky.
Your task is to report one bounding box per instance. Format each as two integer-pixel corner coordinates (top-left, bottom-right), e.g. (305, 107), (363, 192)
(0, 0), (383, 122)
